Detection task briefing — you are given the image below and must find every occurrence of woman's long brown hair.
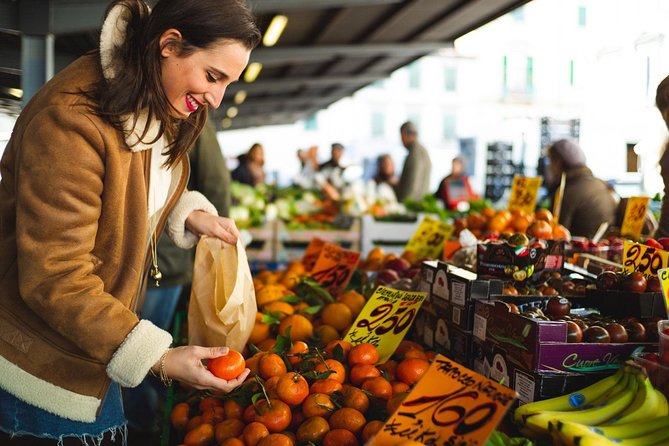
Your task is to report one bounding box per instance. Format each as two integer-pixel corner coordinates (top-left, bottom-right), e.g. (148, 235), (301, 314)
(88, 0), (260, 167)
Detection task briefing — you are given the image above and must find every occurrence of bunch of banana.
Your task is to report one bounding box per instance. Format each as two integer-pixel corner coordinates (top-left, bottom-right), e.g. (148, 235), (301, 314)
(513, 361), (669, 445)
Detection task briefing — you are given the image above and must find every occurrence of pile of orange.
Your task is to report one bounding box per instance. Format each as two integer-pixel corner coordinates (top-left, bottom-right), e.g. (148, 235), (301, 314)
(456, 208), (570, 241)
(172, 340), (435, 446)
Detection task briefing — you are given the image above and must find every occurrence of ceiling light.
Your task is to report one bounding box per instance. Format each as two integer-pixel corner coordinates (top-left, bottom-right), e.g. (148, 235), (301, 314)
(222, 118), (233, 129)
(263, 15), (288, 47)
(244, 62), (262, 83)
(226, 107), (239, 118)
(234, 90), (247, 105)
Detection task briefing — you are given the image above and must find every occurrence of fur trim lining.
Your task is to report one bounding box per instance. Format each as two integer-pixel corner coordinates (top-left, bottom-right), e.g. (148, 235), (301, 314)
(106, 320), (172, 388)
(123, 111), (165, 153)
(99, 4), (129, 81)
(0, 356), (101, 422)
(168, 191), (219, 249)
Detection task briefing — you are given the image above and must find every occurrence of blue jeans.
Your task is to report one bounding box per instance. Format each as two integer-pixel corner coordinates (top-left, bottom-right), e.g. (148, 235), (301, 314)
(124, 285), (183, 433)
(0, 382), (126, 445)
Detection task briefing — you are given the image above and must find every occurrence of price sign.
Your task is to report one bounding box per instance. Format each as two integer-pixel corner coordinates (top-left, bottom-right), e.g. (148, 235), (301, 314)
(369, 355), (517, 446)
(344, 286), (426, 363)
(658, 268), (669, 317)
(622, 240), (669, 278)
(621, 196), (650, 241)
(404, 216), (454, 261)
(310, 243), (361, 297)
(301, 238), (326, 271)
(508, 176), (542, 214)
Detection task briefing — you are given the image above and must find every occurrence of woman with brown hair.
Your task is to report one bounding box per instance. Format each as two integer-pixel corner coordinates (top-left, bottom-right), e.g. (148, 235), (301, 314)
(655, 74), (669, 238)
(0, 0), (260, 444)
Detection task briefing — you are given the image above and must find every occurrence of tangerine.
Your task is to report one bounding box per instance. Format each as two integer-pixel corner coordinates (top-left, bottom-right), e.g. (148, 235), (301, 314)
(243, 422), (270, 446)
(366, 247), (385, 262)
(361, 376), (392, 400)
(324, 340), (352, 360)
(185, 415), (203, 432)
(320, 303), (353, 331)
(221, 438), (244, 446)
(309, 379), (343, 395)
(262, 301), (295, 319)
(258, 353), (288, 380)
(208, 350), (246, 380)
(257, 433), (293, 446)
(349, 364), (381, 387)
(396, 358), (430, 386)
(223, 399), (244, 421)
(315, 325), (340, 344)
(302, 393), (335, 418)
(314, 359), (346, 383)
(527, 219), (553, 240)
(254, 399), (292, 433)
(296, 416), (330, 444)
(215, 419), (245, 444)
(328, 407), (366, 435)
(257, 338), (277, 352)
(278, 314), (313, 341)
(201, 406), (225, 425)
(183, 423), (215, 446)
(248, 313), (271, 346)
(170, 402), (190, 430)
(361, 420), (385, 444)
(338, 290), (366, 316)
(322, 429), (358, 446)
(199, 396), (223, 413)
(391, 380), (410, 394)
(286, 340), (309, 366)
(348, 343), (379, 366)
(341, 385), (370, 414)
(535, 208), (554, 223)
(276, 372), (309, 406)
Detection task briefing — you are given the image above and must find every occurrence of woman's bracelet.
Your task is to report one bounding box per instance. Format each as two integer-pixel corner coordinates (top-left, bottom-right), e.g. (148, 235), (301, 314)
(151, 348), (172, 387)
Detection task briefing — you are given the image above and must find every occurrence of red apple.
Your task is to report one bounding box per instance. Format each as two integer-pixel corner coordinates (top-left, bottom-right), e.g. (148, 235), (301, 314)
(384, 257), (411, 273)
(657, 237), (669, 252)
(621, 272), (647, 293)
(604, 323), (628, 343)
(566, 321), (583, 343)
(626, 322), (648, 342)
(583, 326), (611, 343)
(596, 271), (620, 291)
(545, 297), (571, 317)
(376, 269), (400, 286)
(646, 276), (662, 293)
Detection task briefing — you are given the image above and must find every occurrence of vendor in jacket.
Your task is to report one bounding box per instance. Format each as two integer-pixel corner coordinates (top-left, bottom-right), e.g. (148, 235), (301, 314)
(546, 139), (617, 238)
(0, 0), (260, 444)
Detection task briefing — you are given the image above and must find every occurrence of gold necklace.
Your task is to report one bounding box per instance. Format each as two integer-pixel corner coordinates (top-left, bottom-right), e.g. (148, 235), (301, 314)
(150, 230), (162, 287)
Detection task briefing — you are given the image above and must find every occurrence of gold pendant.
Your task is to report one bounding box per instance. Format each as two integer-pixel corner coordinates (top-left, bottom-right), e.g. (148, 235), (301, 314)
(151, 265), (162, 287)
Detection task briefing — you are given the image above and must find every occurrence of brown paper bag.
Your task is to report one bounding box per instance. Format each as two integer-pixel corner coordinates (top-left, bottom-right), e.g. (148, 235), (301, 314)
(188, 237), (257, 352)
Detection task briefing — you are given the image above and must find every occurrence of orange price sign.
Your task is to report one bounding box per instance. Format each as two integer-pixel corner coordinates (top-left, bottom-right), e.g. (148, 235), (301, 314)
(404, 216), (454, 261)
(369, 355), (517, 446)
(344, 286), (426, 363)
(658, 268), (669, 317)
(508, 176), (542, 215)
(301, 238), (326, 271)
(621, 196), (649, 241)
(622, 240), (669, 278)
(310, 243), (361, 297)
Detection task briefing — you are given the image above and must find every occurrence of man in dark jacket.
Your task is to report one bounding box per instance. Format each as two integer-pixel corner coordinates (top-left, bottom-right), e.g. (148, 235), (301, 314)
(396, 121), (432, 202)
(547, 139), (616, 238)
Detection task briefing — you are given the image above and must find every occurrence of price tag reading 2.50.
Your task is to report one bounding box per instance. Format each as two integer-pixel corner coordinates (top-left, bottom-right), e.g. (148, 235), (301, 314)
(344, 286), (426, 363)
(310, 243), (361, 297)
(369, 356), (517, 446)
(622, 240), (669, 278)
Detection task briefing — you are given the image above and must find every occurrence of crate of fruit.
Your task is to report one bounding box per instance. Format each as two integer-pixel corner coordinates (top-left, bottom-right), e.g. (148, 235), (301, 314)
(276, 218), (361, 262)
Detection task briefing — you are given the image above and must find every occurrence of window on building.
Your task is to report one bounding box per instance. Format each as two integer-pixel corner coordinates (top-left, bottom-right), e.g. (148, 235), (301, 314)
(408, 62), (421, 89)
(578, 6), (587, 27)
(503, 55), (534, 95)
(443, 113), (457, 140)
(304, 114), (317, 131)
(569, 59), (575, 86)
(510, 6), (524, 22)
(371, 112), (385, 137)
(445, 67), (457, 92)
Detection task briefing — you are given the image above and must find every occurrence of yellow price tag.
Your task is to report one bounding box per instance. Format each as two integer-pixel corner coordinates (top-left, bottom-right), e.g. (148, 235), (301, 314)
(369, 355), (517, 446)
(621, 196), (649, 241)
(344, 286), (426, 363)
(622, 240), (669, 278)
(658, 268), (669, 318)
(310, 243), (361, 297)
(404, 216), (454, 260)
(508, 176), (542, 214)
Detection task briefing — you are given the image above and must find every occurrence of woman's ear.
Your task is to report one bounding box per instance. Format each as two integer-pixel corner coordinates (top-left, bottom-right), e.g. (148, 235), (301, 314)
(159, 28), (183, 58)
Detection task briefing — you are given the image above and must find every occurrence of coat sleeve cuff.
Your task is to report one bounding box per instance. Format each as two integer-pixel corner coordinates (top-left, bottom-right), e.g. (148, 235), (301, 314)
(106, 320), (172, 388)
(167, 190), (218, 249)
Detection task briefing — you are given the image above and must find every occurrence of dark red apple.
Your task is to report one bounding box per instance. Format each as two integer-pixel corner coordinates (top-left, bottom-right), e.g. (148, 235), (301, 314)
(384, 257), (411, 273)
(583, 326), (611, 343)
(622, 272), (647, 293)
(566, 321), (583, 343)
(376, 269), (400, 286)
(561, 281), (576, 294)
(604, 323), (628, 343)
(545, 297), (571, 317)
(596, 271), (620, 291)
(657, 237), (669, 252)
(646, 276), (662, 293)
(573, 318), (589, 332)
(403, 267), (421, 280)
(626, 322), (648, 342)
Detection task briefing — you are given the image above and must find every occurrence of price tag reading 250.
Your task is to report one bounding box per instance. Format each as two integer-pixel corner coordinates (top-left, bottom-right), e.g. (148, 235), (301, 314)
(310, 243), (361, 297)
(369, 356), (517, 446)
(344, 286), (426, 363)
(622, 240), (669, 278)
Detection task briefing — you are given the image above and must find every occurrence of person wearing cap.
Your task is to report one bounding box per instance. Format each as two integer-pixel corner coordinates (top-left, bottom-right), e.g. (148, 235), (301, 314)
(319, 142), (346, 189)
(546, 139), (617, 238)
(396, 121), (432, 202)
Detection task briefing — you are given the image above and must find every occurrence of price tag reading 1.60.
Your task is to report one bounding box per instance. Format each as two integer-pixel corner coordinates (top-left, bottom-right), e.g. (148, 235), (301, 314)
(344, 286), (426, 363)
(622, 240), (669, 278)
(310, 243), (361, 297)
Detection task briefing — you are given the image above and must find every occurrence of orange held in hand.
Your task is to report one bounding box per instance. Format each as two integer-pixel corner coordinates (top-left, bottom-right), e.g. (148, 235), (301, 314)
(207, 350), (246, 380)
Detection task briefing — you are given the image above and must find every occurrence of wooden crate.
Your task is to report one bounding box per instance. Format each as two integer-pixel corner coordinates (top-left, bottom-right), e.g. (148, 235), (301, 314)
(245, 220), (277, 262)
(275, 218), (361, 262)
(360, 214), (422, 255)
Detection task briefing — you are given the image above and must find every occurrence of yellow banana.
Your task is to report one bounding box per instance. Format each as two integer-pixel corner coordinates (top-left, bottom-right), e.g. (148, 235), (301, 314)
(585, 369), (631, 408)
(607, 374), (661, 425)
(654, 389), (669, 417)
(513, 365), (626, 424)
(590, 415), (669, 440)
(522, 373), (638, 435)
(575, 427), (669, 446)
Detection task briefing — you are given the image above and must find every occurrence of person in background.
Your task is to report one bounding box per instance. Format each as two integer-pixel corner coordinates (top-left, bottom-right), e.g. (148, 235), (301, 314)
(0, 0), (260, 444)
(124, 116), (231, 443)
(654, 74), (669, 238)
(231, 142), (265, 186)
(373, 153), (398, 188)
(546, 139), (617, 238)
(435, 156), (478, 209)
(294, 145), (320, 189)
(396, 121), (432, 202)
(319, 142), (346, 188)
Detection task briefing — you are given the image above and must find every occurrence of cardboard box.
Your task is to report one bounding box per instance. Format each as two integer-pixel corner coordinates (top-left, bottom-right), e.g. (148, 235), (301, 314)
(585, 289), (665, 319)
(476, 240), (565, 281)
(473, 341), (613, 404)
(473, 299), (655, 374)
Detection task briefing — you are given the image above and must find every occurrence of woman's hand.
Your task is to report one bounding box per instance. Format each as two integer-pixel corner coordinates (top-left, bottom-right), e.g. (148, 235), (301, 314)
(185, 210), (240, 245)
(158, 346), (249, 394)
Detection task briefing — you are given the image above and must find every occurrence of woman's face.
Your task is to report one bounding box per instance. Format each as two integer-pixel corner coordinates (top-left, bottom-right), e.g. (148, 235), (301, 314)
(160, 30), (251, 119)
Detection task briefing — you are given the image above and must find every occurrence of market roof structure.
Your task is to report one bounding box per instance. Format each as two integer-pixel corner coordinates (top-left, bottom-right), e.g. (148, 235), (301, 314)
(0, 0), (530, 130)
